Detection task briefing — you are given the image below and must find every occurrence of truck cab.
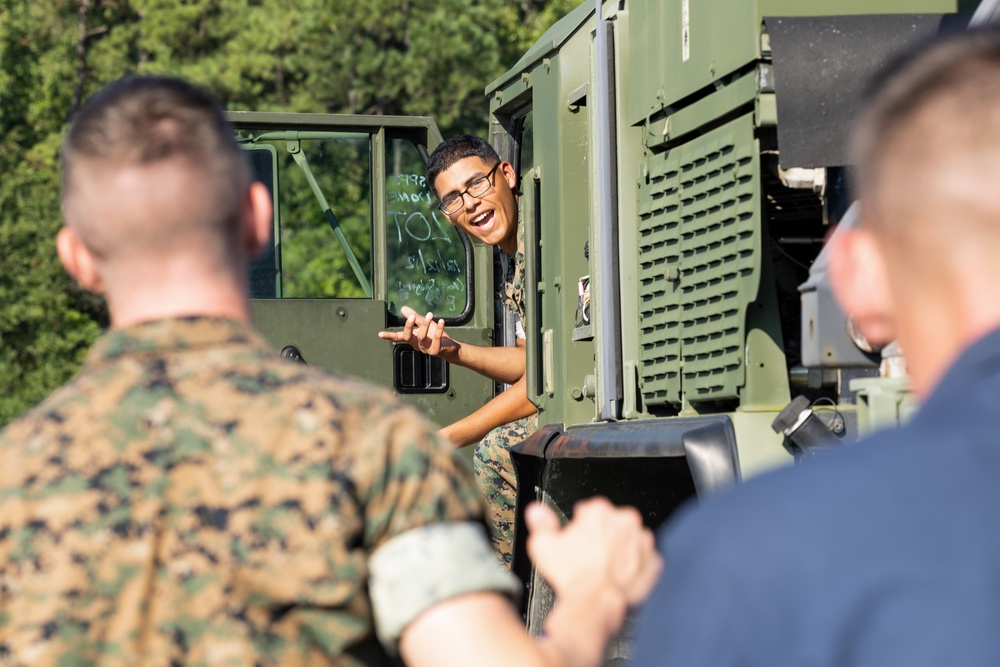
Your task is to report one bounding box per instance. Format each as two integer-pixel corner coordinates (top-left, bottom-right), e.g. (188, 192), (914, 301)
(228, 114), (498, 428)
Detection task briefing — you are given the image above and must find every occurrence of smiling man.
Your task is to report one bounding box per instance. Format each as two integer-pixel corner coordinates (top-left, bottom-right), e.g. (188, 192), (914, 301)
(379, 136), (535, 570)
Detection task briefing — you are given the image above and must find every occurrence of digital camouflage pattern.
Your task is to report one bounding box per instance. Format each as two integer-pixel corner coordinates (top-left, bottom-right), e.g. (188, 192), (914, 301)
(501, 215), (527, 326)
(477, 217), (538, 570)
(0, 317), (487, 667)
(474, 414), (538, 570)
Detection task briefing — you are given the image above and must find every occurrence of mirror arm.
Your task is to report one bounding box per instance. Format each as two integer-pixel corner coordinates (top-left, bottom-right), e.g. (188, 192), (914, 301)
(289, 143), (374, 298)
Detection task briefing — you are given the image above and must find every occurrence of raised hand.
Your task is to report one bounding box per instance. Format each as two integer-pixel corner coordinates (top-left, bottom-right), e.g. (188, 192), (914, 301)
(378, 306), (460, 360)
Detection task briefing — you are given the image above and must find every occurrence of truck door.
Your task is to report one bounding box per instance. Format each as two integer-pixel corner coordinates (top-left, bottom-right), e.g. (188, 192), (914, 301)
(227, 112), (496, 429)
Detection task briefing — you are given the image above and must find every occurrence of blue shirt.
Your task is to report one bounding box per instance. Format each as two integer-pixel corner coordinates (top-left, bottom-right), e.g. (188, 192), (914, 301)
(633, 327), (1000, 667)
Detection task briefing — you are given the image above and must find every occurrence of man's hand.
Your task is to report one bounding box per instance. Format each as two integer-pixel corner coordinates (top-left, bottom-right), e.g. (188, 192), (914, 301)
(401, 499), (662, 667)
(378, 305), (460, 361)
(526, 498), (662, 607)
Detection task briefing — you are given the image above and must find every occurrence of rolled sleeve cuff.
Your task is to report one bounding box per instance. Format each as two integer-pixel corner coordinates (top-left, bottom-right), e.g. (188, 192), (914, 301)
(368, 522), (521, 650)
(515, 320), (526, 340)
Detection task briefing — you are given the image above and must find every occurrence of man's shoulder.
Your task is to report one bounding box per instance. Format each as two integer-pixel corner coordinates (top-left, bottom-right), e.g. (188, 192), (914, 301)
(0, 339), (434, 460)
(664, 427), (920, 569)
(0, 376), (92, 444)
(186, 336), (411, 414)
(196, 355), (444, 469)
(279, 362), (431, 428)
(640, 408), (1000, 667)
(661, 407), (989, 596)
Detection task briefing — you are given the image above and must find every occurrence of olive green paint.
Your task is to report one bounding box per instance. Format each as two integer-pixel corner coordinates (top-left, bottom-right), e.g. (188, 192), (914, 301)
(230, 112), (496, 431)
(488, 0), (957, 480)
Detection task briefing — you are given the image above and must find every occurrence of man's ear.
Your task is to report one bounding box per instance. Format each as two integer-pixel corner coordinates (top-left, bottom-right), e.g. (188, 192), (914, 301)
(499, 161), (518, 191)
(243, 182), (274, 257)
(56, 227), (104, 294)
(828, 225), (898, 346)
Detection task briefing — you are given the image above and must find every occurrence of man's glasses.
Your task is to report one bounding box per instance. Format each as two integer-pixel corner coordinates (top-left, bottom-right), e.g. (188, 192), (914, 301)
(438, 163), (501, 215)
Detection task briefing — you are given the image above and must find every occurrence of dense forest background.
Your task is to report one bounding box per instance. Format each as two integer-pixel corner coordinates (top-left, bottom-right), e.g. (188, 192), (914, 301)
(0, 0), (577, 424)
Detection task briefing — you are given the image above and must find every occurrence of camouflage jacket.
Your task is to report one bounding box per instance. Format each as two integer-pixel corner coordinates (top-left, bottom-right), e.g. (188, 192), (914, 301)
(0, 317), (513, 667)
(500, 217), (526, 336)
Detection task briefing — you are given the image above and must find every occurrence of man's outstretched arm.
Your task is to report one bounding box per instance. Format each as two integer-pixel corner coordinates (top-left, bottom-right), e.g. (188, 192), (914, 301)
(378, 306), (525, 384)
(439, 375), (536, 447)
(398, 499), (662, 667)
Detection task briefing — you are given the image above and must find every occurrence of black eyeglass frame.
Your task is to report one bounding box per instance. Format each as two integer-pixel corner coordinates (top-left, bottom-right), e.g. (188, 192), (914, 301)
(437, 162), (501, 215)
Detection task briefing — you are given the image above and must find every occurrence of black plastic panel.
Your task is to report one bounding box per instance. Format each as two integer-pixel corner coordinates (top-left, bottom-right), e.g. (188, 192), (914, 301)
(767, 13), (969, 168)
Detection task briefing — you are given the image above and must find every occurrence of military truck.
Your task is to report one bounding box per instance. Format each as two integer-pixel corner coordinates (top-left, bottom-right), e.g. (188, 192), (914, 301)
(227, 0), (976, 642)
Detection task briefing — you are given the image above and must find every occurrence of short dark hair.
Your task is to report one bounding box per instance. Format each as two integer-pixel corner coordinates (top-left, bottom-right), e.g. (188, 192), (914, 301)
(426, 135), (500, 196)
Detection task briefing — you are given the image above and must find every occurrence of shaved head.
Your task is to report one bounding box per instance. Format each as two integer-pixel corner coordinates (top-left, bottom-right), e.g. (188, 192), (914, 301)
(853, 30), (1000, 248)
(62, 76), (250, 273)
(840, 30), (1000, 395)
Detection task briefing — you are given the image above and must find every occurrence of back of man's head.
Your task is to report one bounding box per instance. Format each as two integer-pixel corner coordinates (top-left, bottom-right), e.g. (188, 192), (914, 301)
(853, 30), (1000, 245)
(836, 30), (1000, 394)
(426, 135), (500, 196)
(62, 75), (250, 272)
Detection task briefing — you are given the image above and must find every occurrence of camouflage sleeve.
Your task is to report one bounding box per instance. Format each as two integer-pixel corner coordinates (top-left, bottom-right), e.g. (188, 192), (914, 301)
(368, 522), (520, 647)
(499, 258), (520, 320)
(350, 402), (486, 548)
(500, 256), (526, 339)
(345, 401), (517, 651)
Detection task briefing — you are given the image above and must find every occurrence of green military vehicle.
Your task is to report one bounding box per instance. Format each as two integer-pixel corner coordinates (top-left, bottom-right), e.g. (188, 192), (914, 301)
(228, 0), (977, 644)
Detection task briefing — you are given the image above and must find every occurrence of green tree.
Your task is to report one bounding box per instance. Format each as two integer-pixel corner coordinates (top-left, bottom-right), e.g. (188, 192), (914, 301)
(0, 2), (107, 424)
(0, 0), (577, 425)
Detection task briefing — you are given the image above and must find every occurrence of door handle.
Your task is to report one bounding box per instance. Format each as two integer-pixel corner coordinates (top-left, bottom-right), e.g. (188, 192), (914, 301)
(393, 345), (449, 393)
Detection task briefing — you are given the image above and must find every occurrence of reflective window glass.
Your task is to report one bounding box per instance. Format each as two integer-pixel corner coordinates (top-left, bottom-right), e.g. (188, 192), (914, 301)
(241, 131), (373, 299)
(385, 138), (470, 320)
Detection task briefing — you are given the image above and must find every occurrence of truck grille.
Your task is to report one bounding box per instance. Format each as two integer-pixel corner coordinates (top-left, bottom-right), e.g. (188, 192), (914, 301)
(637, 113), (760, 407)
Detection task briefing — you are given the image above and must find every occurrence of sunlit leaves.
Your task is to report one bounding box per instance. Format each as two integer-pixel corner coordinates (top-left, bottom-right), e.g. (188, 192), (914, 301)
(0, 0), (569, 424)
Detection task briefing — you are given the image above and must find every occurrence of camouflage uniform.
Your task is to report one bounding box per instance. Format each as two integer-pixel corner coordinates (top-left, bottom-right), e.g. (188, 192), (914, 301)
(474, 218), (539, 570)
(0, 317), (516, 667)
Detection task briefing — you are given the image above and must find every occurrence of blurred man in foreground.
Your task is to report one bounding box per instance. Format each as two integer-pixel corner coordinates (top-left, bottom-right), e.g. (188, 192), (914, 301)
(633, 30), (1000, 667)
(0, 75), (660, 667)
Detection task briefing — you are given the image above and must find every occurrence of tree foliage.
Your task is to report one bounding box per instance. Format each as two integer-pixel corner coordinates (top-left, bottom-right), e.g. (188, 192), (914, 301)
(0, 0), (578, 424)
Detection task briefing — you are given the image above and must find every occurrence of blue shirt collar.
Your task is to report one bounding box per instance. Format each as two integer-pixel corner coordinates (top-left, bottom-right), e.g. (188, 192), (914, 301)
(923, 326), (1000, 408)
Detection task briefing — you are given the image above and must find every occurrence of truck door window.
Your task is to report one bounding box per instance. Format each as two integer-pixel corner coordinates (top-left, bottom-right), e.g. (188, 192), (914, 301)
(385, 137), (471, 321)
(241, 131), (373, 299)
(516, 110), (535, 176)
